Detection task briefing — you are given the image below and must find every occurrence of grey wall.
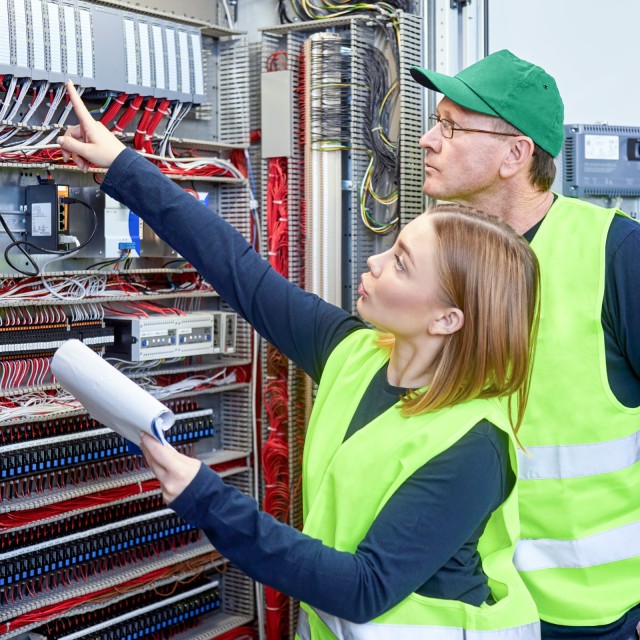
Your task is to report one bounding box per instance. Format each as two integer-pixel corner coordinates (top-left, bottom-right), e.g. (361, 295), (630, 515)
(488, 0), (640, 127)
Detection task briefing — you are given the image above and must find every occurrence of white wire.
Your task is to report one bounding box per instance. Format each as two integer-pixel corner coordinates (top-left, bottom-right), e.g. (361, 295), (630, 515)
(43, 84), (66, 125)
(0, 86), (83, 155)
(0, 389), (82, 424)
(143, 369), (237, 400)
(39, 251), (88, 300)
(21, 81), (49, 125)
(0, 142), (59, 153)
(0, 76), (17, 120)
(4, 79), (30, 121)
(0, 79), (32, 145)
(5, 83), (65, 149)
(158, 102), (185, 158)
(137, 150), (244, 179)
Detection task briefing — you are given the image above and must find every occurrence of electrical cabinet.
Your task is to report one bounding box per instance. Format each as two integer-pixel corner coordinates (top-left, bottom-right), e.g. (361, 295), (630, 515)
(0, 1), (256, 638)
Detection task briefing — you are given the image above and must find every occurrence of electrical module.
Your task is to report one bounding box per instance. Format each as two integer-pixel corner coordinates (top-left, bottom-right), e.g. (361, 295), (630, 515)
(564, 124), (640, 197)
(105, 311), (237, 361)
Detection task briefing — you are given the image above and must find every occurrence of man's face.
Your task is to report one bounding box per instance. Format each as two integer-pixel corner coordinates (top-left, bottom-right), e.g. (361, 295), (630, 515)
(419, 97), (511, 204)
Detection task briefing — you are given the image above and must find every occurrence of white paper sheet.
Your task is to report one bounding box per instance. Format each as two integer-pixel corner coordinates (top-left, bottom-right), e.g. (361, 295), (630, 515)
(51, 339), (175, 445)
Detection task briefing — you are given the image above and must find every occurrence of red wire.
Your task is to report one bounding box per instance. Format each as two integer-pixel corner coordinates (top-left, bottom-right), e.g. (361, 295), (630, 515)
(262, 155), (293, 639)
(266, 51), (288, 72)
(100, 92), (128, 125)
(111, 94), (144, 133)
(134, 97), (157, 150)
(144, 99), (171, 154)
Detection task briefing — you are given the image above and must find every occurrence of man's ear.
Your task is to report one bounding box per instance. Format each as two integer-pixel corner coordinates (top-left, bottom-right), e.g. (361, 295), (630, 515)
(429, 307), (464, 336)
(499, 136), (535, 179)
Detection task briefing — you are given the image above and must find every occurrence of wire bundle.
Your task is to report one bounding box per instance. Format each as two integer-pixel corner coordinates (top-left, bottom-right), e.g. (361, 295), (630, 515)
(99, 91), (128, 125)
(0, 305), (67, 331)
(261, 68), (293, 634)
(0, 357), (55, 391)
(36, 575), (219, 639)
(111, 94), (145, 134)
(0, 79), (81, 162)
(278, 0), (414, 22)
(267, 157), (289, 275)
(359, 43), (400, 233)
(0, 268), (209, 303)
(0, 80), (242, 179)
(262, 350), (291, 640)
(307, 37), (352, 152)
(2, 551), (222, 634)
(102, 300), (186, 318)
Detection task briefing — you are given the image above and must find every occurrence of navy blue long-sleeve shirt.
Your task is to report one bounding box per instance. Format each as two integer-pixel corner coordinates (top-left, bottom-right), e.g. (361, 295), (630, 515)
(102, 148), (512, 622)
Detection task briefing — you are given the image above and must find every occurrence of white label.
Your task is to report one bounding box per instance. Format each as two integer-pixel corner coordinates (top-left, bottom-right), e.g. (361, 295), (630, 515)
(585, 135), (619, 161)
(124, 19), (137, 85)
(47, 2), (62, 72)
(152, 25), (165, 89)
(0, 0), (10, 65)
(31, 0), (46, 70)
(31, 203), (52, 236)
(138, 22), (151, 87)
(79, 9), (92, 78)
(165, 28), (177, 91)
(13, 0), (28, 67)
(191, 32), (204, 96)
(63, 4), (77, 75)
(141, 329), (169, 337)
(178, 31), (190, 94)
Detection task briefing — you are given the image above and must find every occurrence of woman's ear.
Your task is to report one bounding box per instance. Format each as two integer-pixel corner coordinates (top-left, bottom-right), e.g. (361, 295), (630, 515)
(429, 307), (464, 336)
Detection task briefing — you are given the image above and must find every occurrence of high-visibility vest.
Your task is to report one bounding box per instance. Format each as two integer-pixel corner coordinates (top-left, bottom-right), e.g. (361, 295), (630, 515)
(516, 195), (640, 626)
(297, 329), (540, 640)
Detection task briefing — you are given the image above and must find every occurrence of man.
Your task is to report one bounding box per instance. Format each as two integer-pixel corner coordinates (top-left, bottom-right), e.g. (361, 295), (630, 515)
(410, 49), (640, 640)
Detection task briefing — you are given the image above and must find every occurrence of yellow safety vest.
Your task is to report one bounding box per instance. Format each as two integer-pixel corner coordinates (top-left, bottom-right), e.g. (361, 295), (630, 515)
(297, 330), (540, 639)
(516, 195), (640, 625)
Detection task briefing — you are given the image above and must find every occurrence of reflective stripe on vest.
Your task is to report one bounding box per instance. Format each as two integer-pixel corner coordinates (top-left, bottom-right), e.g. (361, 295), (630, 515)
(298, 609), (311, 640)
(299, 606), (541, 640)
(517, 428), (640, 480)
(514, 520), (640, 572)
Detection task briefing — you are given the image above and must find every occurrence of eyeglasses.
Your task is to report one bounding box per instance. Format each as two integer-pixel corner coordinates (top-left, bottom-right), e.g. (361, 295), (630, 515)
(428, 114), (522, 140)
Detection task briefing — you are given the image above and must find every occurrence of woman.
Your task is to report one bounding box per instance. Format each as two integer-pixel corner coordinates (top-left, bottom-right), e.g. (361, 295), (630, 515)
(58, 81), (541, 639)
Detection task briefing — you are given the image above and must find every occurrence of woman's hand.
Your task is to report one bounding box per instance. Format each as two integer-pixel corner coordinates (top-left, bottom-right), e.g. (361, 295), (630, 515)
(140, 433), (202, 504)
(57, 80), (126, 171)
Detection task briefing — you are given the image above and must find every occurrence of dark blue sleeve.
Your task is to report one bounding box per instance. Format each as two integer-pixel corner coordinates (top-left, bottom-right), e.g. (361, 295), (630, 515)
(101, 148), (363, 381)
(170, 423), (507, 623)
(604, 216), (640, 378)
(603, 215), (640, 406)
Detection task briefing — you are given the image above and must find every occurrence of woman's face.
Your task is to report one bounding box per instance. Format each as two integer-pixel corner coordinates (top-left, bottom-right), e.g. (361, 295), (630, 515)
(357, 215), (449, 339)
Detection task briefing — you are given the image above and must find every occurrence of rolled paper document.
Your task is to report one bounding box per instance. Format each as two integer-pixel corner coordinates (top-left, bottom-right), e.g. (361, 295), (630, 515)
(51, 339), (174, 445)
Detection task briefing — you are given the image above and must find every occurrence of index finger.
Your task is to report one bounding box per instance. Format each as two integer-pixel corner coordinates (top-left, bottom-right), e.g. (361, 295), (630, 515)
(65, 80), (95, 128)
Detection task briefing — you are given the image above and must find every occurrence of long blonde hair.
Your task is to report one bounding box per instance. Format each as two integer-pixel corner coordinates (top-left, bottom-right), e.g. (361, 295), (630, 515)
(377, 203), (540, 436)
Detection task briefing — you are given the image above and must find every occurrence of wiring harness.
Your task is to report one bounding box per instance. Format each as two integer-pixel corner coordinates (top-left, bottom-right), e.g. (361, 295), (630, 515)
(0, 78), (244, 180)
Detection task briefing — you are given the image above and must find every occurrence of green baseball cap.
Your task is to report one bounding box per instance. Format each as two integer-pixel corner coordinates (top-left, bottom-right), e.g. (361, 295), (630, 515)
(410, 49), (564, 157)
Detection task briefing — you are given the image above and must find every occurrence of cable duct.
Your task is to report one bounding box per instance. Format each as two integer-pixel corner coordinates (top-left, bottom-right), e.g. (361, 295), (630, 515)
(304, 33), (344, 308)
